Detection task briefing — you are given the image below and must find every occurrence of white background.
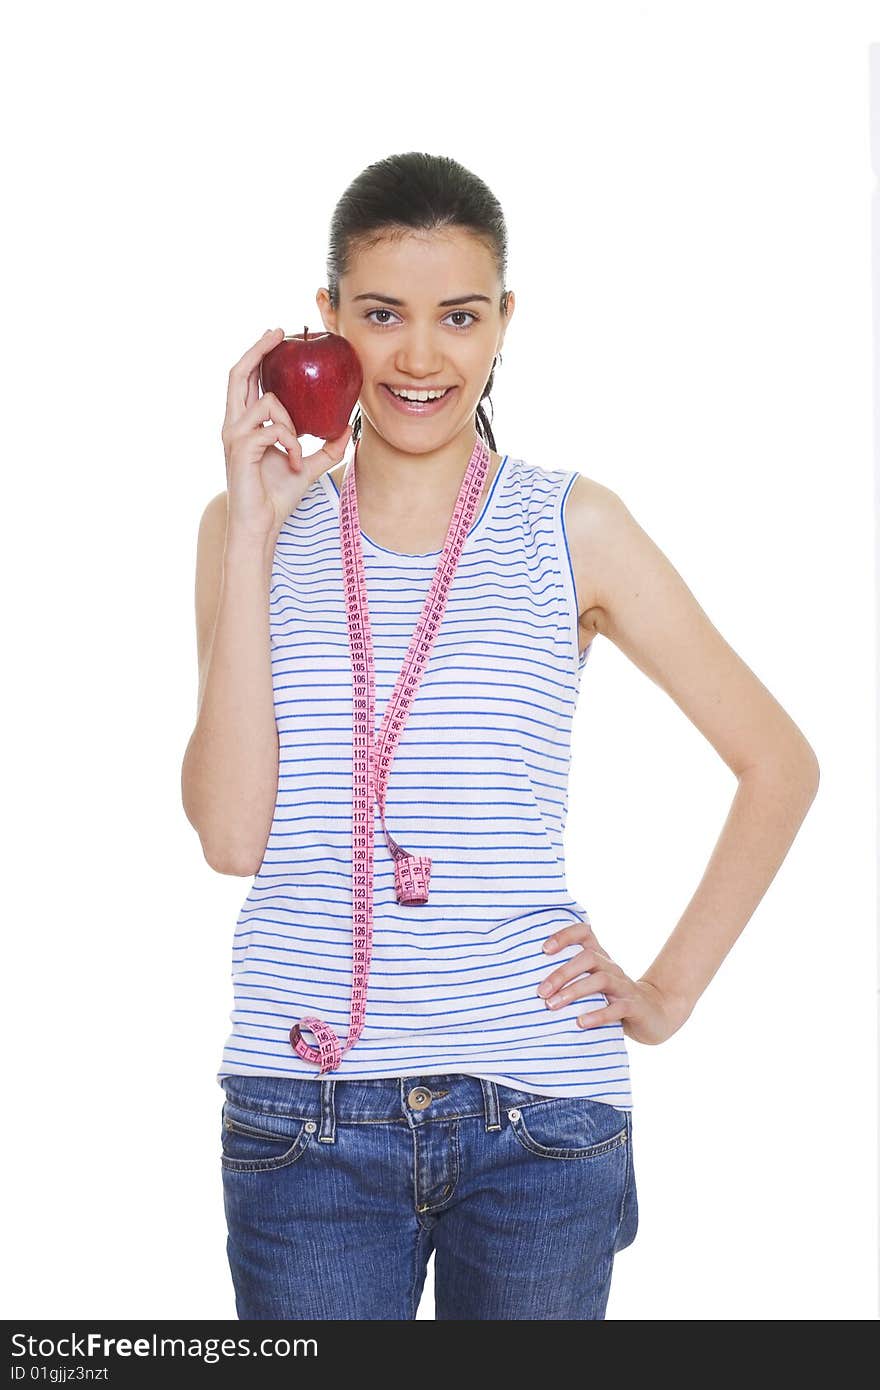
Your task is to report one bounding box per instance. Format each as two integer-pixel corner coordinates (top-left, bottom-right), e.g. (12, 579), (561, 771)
(2, 0), (876, 1322)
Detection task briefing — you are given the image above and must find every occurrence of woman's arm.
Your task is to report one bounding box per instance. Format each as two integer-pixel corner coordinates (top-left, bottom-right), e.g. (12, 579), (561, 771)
(180, 490), (282, 875)
(551, 476), (820, 1037)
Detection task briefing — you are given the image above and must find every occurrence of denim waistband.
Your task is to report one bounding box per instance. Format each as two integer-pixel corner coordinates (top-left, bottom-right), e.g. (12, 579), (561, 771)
(219, 1072), (560, 1138)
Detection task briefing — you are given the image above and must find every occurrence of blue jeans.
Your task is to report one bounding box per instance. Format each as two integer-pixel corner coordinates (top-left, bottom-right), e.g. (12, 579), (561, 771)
(220, 1072), (639, 1320)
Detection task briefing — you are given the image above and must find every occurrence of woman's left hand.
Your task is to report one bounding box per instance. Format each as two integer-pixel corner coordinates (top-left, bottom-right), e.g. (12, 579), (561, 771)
(538, 921), (689, 1046)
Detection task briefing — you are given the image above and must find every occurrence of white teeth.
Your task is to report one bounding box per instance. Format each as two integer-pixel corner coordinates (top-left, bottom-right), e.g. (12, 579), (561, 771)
(388, 386), (450, 401)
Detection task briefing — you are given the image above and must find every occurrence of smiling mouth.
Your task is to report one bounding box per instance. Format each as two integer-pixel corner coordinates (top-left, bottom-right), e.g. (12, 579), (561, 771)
(384, 385), (454, 399)
(380, 383), (459, 413)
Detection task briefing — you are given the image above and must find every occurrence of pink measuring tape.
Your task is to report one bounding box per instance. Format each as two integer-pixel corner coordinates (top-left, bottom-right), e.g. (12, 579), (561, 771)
(289, 433), (491, 1073)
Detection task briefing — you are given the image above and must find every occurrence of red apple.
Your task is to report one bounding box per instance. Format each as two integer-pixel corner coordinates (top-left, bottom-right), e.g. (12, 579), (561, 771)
(259, 326), (363, 439)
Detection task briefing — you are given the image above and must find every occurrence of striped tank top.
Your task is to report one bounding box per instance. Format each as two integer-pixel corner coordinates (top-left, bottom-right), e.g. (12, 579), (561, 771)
(216, 452), (634, 1111)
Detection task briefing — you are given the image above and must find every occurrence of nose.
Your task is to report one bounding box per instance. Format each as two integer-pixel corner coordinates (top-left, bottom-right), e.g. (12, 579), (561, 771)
(394, 329), (445, 380)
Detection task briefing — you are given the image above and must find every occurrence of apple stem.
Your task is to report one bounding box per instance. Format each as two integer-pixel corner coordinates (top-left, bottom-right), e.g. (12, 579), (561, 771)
(304, 325), (308, 341)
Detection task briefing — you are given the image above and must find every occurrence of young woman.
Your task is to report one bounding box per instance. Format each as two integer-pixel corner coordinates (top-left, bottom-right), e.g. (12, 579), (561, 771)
(181, 152), (820, 1321)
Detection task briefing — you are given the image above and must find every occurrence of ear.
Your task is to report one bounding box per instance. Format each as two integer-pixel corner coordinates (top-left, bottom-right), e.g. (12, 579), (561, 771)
(316, 288), (336, 333)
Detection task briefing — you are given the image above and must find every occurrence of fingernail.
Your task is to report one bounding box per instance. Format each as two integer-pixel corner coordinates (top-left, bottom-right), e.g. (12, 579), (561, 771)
(543, 940), (557, 952)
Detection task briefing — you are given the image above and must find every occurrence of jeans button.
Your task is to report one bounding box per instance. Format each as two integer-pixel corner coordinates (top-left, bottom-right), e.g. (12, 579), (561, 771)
(508, 1108), (521, 1121)
(407, 1087), (433, 1110)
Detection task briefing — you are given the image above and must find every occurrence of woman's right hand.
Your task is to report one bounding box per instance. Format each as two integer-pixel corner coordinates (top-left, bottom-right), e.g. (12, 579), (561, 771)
(221, 326), (353, 543)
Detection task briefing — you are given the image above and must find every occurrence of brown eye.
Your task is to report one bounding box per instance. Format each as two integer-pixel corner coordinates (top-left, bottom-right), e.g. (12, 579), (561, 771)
(365, 308), (398, 325)
(446, 311), (478, 328)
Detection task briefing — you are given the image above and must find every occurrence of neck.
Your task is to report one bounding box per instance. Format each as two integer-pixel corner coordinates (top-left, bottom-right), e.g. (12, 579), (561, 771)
(350, 424), (485, 515)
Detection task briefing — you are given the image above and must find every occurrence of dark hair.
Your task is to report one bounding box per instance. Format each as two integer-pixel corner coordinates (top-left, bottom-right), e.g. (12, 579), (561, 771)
(326, 151), (511, 453)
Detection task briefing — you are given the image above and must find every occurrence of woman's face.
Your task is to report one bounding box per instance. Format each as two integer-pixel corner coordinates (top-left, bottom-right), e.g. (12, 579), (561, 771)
(317, 227), (513, 450)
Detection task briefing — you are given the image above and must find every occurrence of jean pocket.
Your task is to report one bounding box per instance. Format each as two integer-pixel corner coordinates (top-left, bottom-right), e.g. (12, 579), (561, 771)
(506, 1095), (629, 1161)
(220, 1099), (316, 1173)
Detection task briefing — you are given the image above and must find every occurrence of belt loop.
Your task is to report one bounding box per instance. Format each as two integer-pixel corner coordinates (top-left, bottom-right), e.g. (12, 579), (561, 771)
(480, 1078), (502, 1131)
(318, 1078), (337, 1143)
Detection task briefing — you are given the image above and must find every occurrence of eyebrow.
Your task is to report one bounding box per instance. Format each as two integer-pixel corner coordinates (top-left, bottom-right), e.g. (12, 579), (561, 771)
(352, 292), (493, 307)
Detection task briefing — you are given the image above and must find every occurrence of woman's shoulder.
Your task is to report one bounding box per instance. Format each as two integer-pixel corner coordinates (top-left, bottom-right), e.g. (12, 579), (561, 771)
(562, 469), (622, 516)
(562, 470), (664, 629)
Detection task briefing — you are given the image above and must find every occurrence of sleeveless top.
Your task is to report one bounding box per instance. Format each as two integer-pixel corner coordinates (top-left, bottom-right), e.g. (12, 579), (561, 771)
(216, 453), (634, 1112)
